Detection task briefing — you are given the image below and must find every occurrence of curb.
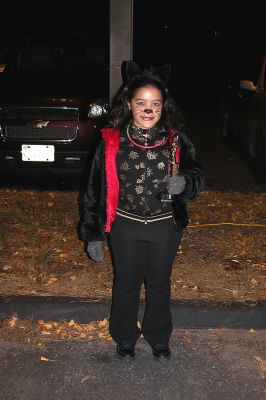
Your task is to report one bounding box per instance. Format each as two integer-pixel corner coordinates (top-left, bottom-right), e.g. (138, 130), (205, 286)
(0, 296), (265, 329)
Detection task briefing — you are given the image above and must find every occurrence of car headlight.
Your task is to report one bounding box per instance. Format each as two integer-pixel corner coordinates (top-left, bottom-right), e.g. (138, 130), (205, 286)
(88, 103), (108, 118)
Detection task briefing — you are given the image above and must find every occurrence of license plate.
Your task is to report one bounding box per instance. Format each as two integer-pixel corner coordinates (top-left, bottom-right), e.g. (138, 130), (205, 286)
(21, 145), (55, 162)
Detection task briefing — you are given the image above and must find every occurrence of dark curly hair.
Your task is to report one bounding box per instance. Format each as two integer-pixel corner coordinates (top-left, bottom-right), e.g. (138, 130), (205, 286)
(107, 74), (185, 131)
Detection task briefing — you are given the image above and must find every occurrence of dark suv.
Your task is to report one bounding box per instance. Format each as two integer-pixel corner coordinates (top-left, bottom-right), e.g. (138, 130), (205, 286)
(0, 33), (109, 181)
(220, 48), (266, 181)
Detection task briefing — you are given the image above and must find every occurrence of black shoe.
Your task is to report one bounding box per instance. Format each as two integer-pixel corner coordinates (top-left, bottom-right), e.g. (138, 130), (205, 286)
(152, 344), (171, 358)
(116, 343), (135, 358)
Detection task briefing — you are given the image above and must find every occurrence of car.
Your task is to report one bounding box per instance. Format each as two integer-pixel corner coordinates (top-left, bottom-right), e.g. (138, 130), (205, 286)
(0, 33), (109, 185)
(220, 49), (266, 181)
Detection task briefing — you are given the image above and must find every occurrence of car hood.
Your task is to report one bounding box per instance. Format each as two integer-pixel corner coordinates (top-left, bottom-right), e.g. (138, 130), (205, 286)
(0, 69), (108, 107)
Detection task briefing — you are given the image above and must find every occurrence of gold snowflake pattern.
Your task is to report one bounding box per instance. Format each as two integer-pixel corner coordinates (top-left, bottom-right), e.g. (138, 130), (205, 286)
(147, 151), (158, 160)
(146, 167), (153, 177)
(135, 185), (144, 194)
(157, 162), (165, 170)
(136, 173), (146, 184)
(120, 161), (130, 171)
(135, 163), (145, 169)
(129, 151), (139, 160)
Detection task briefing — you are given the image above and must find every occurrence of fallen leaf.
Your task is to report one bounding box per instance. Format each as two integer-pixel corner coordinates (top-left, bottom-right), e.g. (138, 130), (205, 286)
(254, 356), (266, 371)
(98, 319), (108, 328)
(40, 356), (55, 362)
(47, 277), (58, 284)
(42, 323), (53, 330)
(9, 315), (18, 327)
(80, 374), (93, 383)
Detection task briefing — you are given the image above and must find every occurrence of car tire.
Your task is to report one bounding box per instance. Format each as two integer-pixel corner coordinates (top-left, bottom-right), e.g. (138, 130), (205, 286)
(254, 126), (266, 181)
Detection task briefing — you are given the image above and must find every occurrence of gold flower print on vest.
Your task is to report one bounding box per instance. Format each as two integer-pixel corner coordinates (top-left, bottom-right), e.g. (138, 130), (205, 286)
(147, 167), (153, 177)
(129, 151), (139, 160)
(120, 161), (130, 171)
(135, 185), (144, 194)
(152, 178), (160, 189)
(147, 150), (158, 160)
(157, 161), (165, 170)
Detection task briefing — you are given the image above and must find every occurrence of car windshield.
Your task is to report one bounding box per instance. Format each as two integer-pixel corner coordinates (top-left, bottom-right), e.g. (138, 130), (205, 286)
(0, 36), (107, 72)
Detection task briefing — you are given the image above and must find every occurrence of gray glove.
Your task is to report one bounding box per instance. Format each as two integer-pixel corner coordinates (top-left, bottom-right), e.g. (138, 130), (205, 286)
(165, 175), (186, 195)
(87, 241), (104, 262)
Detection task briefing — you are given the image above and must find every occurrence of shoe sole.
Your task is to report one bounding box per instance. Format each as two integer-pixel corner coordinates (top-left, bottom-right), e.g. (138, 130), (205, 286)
(152, 351), (171, 359)
(116, 348), (135, 358)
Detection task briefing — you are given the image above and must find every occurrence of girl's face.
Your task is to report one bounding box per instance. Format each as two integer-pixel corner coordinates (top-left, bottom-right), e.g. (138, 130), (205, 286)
(128, 85), (163, 129)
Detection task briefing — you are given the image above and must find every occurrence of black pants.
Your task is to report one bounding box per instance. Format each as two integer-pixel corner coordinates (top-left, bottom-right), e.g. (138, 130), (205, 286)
(109, 215), (182, 347)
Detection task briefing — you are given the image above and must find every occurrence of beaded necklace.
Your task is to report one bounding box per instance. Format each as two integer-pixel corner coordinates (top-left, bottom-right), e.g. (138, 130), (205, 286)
(126, 123), (166, 149)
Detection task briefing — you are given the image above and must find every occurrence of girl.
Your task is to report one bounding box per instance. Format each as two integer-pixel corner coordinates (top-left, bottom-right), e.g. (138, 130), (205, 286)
(80, 61), (205, 358)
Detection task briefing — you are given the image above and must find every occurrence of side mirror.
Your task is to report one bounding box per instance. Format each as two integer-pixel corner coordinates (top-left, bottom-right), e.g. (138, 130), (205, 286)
(239, 80), (257, 91)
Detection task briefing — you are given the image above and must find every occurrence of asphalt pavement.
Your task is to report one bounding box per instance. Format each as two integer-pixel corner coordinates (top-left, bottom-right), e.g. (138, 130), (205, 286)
(0, 327), (265, 400)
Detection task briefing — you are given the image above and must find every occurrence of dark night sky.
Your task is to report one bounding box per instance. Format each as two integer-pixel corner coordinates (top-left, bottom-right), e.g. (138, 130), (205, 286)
(133, 0), (265, 93)
(1, 0), (265, 102)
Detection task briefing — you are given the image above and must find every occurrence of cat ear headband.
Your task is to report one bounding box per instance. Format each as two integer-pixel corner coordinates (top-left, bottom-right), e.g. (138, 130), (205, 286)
(125, 60), (172, 87)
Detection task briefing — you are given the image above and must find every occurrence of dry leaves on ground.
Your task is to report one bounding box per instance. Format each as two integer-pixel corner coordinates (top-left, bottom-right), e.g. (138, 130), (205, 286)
(1, 314), (111, 342)
(0, 187), (265, 302)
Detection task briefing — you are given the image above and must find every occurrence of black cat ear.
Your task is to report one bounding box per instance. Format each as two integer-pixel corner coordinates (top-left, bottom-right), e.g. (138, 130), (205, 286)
(154, 64), (172, 84)
(126, 60), (143, 82)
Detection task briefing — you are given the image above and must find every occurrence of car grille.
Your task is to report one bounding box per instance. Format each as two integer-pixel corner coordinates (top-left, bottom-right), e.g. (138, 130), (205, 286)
(2, 126), (78, 141)
(0, 107), (79, 121)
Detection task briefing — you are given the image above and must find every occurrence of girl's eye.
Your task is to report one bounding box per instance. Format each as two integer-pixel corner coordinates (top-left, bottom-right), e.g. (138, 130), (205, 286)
(153, 102), (161, 107)
(136, 101), (145, 106)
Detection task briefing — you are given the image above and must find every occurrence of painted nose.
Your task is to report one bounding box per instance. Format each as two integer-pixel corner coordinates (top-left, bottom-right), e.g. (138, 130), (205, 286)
(144, 109), (153, 114)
